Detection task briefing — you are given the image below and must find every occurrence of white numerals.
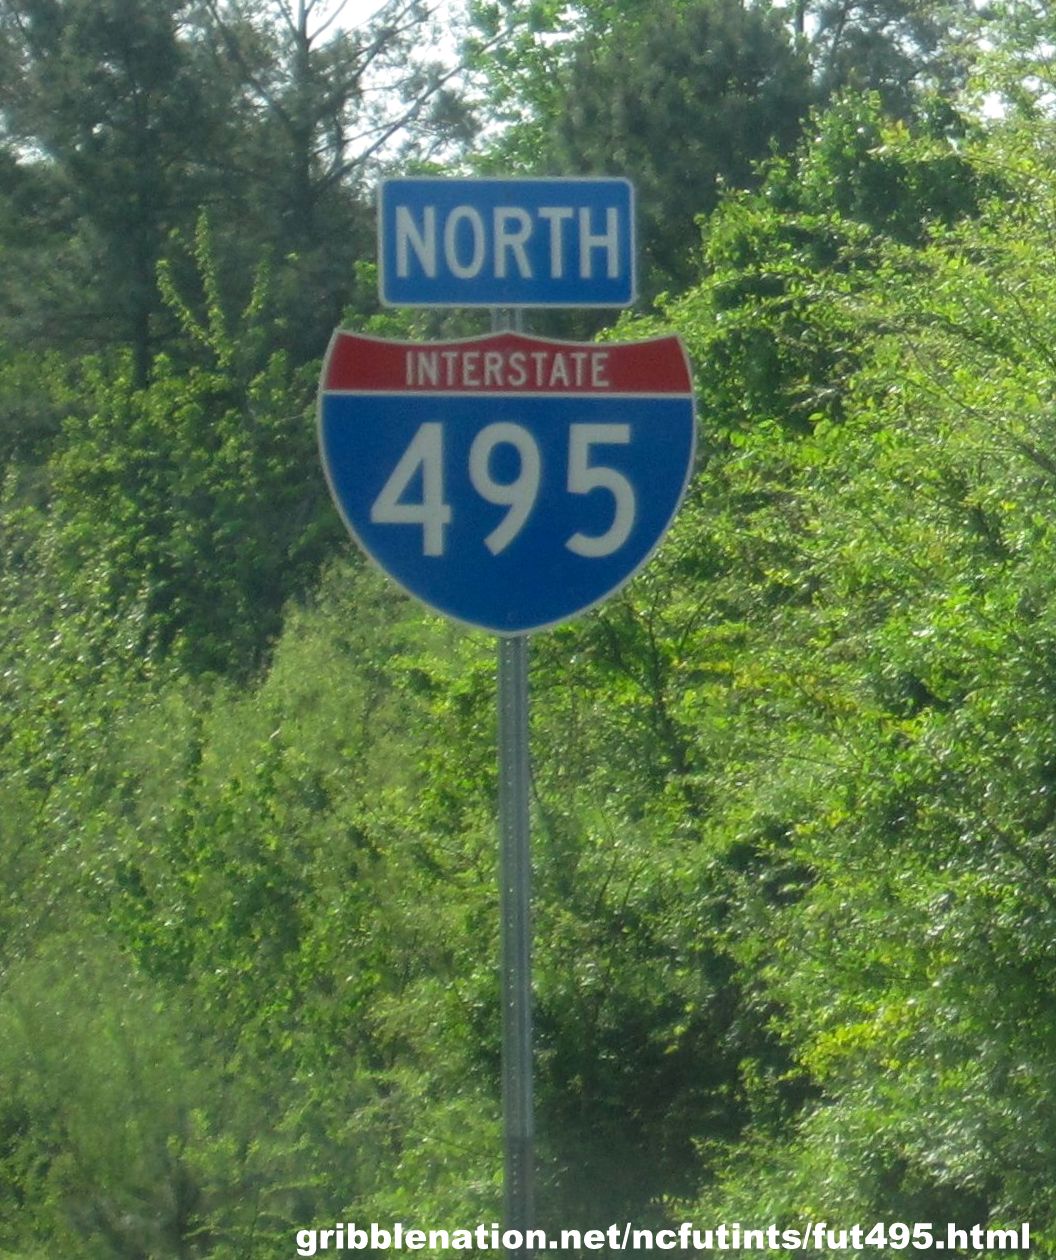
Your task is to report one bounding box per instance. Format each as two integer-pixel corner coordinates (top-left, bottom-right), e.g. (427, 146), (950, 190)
(470, 422), (541, 555)
(566, 424), (633, 557)
(370, 422), (451, 556)
(370, 420), (636, 557)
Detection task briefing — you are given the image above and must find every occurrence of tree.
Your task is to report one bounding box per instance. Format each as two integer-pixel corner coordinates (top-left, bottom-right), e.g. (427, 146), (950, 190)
(967, 0), (1056, 117)
(197, 0), (474, 363)
(794, 0), (976, 117)
(0, 0), (234, 384)
(619, 112), (1056, 1236)
(468, 0), (981, 298)
(0, 0), (474, 377)
(43, 232), (341, 677)
(473, 0), (812, 297)
(654, 93), (996, 440)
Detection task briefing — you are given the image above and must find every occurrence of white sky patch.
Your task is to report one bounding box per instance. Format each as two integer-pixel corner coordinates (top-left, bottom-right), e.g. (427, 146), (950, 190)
(325, 0), (467, 165)
(332, 0), (460, 47)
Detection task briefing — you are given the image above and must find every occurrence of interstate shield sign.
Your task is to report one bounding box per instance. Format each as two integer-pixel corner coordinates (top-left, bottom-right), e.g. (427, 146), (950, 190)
(318, 331), (695, 635)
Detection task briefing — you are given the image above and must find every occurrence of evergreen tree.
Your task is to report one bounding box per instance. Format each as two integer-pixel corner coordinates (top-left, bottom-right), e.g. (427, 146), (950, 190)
(0, 0), (234, 383)
(796, 0), (976, 116)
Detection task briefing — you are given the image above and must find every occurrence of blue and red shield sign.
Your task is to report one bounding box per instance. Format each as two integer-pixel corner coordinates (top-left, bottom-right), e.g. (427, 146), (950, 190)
(318, 331), (695, 634)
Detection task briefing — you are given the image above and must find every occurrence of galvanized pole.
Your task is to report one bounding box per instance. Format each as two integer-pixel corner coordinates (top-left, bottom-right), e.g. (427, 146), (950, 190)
(493, 307), (534, 1259)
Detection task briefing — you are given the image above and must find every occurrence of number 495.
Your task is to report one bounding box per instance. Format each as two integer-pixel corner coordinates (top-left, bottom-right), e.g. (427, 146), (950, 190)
(371, 422), (636, 558)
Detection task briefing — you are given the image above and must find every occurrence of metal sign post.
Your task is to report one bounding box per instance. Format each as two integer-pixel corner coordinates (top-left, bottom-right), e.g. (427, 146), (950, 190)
(498, 631), (534, 1252)
(492, 307), (535, 1257)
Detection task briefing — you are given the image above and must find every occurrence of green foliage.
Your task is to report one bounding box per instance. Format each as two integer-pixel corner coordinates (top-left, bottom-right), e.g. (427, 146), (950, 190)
(0, 233), (338, 889)
(0, 935), (205, 1256)
(0, 149), (83, 358)
(634, 119), (1056, 1239)
(651, 94), (996, 438)
(42, 333), (336, 676)
(552, 0), (813, 295)
(0, 344), (74, 465)
(469, 0), (980, 298)
(0, 0), (456, 375)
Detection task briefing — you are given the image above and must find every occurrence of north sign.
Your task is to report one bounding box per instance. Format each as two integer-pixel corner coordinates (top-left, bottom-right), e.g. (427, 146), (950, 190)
(318, 331), (695, 634)
(378, 178), (636, 308)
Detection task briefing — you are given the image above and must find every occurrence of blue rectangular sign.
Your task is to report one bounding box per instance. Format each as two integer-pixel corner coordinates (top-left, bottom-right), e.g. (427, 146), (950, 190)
(378, 177), (636, 308)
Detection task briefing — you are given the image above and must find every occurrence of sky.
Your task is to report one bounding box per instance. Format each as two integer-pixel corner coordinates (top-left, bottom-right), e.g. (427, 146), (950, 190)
(334, 0), (459, 35)
(333, 0), (464, 75)
(337, 0), (393, 27)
